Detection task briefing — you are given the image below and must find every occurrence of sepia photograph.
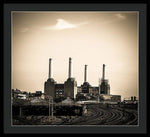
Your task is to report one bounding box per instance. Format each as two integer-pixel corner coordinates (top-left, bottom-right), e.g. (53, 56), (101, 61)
(11, 11), (139, 126)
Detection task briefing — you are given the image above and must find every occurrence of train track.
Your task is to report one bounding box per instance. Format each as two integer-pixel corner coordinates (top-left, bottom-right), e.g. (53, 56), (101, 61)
(61, 104), (138, 125)
(13, 104), (138, 125)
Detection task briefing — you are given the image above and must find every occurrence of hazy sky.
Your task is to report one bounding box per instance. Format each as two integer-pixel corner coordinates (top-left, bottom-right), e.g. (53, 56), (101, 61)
(12, 12), (138, 100)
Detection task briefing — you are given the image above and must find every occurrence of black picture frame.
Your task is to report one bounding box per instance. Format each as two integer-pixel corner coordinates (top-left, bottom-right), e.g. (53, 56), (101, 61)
(3, 3), (147, 134)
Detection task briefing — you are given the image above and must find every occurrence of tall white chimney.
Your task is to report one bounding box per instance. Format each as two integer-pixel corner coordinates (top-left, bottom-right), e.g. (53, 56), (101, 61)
(84, 65), (88, 82)
(49, 58), (53, 79)
(68, 57), (72, 78)
(102, 64), (105, 80)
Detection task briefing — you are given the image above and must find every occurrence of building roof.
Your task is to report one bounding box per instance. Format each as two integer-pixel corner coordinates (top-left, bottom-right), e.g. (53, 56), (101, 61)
(61, 97), (74, 104)
(81, 82), (91, 87)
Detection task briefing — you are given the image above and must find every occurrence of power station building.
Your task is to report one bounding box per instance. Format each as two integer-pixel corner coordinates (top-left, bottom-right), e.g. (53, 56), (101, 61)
(76, 63), (121, 102)
(100, 64), (110, 95)
(77, 64), (110, 95)
(44, 58), (121, 103)
(78, 65), (99, 95)
(44, 58), (77, 100)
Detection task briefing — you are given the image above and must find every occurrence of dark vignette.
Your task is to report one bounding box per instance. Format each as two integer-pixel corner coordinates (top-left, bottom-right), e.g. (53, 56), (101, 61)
(3, 4), (147, 134)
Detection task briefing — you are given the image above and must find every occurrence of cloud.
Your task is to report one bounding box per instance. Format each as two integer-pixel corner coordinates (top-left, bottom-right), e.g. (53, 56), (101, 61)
(115, 13), (126, 20)
(43, 19), (88, 30)
(100, 13), (126, 25)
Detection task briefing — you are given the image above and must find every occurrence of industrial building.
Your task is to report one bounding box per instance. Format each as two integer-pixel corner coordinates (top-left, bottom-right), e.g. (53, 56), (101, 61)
(98, 64), (121, 103)
(75, 64), (120, 103)
(77, 64), (110, 96)
(44, 58), (121, 103)
(78, 65), (99, 95)
(44, 57), (77, 100)
(100, 64), (110, 95)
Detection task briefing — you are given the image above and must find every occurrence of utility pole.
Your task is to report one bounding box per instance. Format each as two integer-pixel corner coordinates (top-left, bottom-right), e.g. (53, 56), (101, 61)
(51, 98), (53, 120)
(48, 96), (54, 122)
(48, 96), (50, 122)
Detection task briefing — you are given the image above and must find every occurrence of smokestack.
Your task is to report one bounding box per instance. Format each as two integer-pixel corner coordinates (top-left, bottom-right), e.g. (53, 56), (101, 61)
(84, 65), (88, 82)
(134, 96), (136, 101)
(102, 64), (105, 80)
(49, 58), (53, 79)
(68, 57), (72, 78)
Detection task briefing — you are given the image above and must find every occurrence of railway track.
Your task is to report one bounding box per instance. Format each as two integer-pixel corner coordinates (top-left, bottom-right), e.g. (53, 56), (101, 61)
(61, 104), (138, 125)
(13, 104), (138, 125)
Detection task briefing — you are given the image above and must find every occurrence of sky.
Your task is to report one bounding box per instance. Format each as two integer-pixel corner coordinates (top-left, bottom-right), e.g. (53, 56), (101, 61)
(12, 12), (138, 100)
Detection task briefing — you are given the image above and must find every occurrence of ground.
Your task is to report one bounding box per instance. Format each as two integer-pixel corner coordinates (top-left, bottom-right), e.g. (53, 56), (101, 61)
(12, 104), (138, 125)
